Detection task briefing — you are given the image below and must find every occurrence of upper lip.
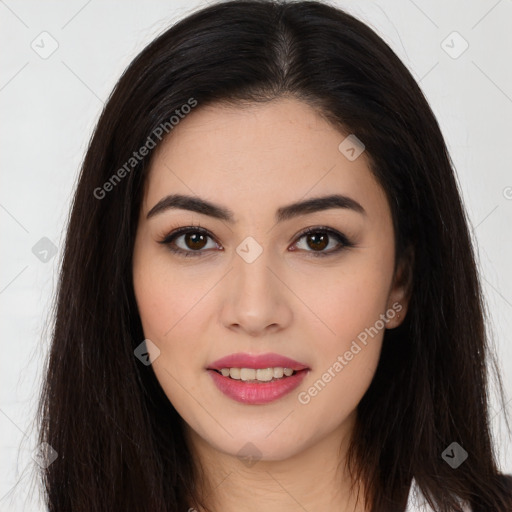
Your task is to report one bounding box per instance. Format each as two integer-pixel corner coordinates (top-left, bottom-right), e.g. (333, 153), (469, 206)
(207, 352), (309, 371)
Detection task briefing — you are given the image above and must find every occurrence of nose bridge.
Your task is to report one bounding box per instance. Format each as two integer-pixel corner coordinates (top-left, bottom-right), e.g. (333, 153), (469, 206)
(233, 243), (275, 305)
(222, 239), (291, 335)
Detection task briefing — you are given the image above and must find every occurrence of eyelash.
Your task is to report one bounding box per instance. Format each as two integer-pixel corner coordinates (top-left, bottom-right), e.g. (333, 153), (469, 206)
(158, 223), (354, 259)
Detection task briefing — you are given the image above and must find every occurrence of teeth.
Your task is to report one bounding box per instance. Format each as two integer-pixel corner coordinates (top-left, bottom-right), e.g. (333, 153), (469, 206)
(217, 367), (297, 381)
(229, 368), (241, 380)
(273, 367), (284, 378)
(240, 368), (256, 381)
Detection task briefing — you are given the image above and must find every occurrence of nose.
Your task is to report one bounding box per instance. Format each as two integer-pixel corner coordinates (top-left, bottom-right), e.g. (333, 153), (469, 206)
(219, 249), (293, 337)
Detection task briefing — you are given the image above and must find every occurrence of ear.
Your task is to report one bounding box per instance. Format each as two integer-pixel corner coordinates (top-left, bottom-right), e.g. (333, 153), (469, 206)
(385, 245), (414, 329)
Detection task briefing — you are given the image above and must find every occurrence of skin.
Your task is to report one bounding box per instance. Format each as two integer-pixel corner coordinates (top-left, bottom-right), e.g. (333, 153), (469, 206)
(132, 97), (410, 512)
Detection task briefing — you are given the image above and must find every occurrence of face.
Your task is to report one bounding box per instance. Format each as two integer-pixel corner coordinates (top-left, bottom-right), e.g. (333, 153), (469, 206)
(132, 97), (409, 462)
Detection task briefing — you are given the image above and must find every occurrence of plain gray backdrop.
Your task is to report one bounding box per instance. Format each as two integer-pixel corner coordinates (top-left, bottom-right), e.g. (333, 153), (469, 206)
(1, 1), (511, 510)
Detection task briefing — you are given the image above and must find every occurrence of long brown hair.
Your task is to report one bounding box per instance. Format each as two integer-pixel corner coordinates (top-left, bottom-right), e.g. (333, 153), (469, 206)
(37, 1), (512, 510)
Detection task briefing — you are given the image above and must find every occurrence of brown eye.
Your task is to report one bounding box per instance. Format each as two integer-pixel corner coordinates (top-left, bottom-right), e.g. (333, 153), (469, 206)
(159, 225), (353, 258)
(292, 227), (353, 257)
(159, 227), (219, 257)
(183, 232), (208, 251)
(305, 232), (329, 251)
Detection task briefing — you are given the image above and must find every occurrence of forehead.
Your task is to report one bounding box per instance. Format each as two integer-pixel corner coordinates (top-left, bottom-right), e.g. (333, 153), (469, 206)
(142, 97), (388, 223)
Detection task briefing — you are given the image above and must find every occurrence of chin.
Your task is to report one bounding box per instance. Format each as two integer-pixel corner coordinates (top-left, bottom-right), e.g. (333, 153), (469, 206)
(207, 431), (307, 463)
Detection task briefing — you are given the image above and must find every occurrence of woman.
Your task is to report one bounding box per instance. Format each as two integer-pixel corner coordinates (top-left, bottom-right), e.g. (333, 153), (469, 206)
(36, 0), (512, 511)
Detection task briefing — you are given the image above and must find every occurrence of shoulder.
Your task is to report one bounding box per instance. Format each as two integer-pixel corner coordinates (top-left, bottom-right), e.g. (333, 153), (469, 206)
(405, 474), (512, 512)
(404, 478), (444, 512)
(405, 479), (471, 511)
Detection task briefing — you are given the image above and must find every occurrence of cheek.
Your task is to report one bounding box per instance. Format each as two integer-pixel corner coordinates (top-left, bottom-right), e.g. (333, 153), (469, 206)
(133, 249), (209, 342)
(294, 295), (386, 438)
(132, 251), (219, 402)
(133, 260), (208, 418)
(291, 258), (392, 350)
(290, 259), (391, 410)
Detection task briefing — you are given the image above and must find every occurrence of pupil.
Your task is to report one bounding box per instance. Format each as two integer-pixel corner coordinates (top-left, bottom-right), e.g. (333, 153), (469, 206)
(187, 233), (206, 250)
(308, 233), (327, 251)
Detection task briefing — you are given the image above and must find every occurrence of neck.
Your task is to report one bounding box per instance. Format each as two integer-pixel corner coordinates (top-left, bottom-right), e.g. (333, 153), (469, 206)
(184, 411), (368, 512)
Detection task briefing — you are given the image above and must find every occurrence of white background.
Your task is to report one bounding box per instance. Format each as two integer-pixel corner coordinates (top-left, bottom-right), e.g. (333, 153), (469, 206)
(1, 0), (511, 510)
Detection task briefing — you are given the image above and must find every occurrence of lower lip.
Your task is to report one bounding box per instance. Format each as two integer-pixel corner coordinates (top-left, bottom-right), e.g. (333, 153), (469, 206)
(207, 369), (308, 405)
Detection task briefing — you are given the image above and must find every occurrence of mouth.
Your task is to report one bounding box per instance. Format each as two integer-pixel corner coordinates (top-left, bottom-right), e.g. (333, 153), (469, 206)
(206, 352), (310, 404)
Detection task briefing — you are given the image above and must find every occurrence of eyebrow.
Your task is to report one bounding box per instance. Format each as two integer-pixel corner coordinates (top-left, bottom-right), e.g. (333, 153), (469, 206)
(146, 193), (366, 223)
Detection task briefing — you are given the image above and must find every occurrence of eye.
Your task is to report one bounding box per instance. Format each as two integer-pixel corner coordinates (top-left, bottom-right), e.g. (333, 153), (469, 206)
(158, 224), (220, 257)
(158, 224), (353, 258)
(291, 226), (353, 257)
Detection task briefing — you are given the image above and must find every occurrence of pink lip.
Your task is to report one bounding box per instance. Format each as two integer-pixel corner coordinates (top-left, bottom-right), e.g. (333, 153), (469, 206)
(207, 368), (309, 405)
(206, 352), (310, 405)
(207, 352), (309, 371)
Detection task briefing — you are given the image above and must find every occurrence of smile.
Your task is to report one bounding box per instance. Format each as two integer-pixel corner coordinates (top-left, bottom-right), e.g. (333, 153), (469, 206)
(206, 352), (310, 404)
